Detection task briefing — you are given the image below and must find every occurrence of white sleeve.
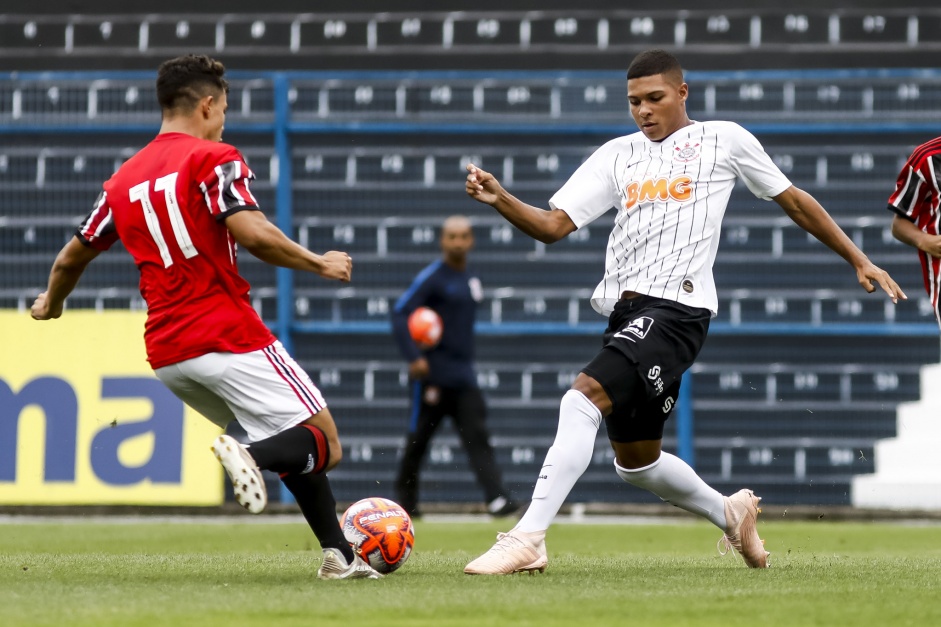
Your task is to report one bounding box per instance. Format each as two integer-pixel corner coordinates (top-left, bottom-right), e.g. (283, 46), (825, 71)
(725, 123), (792, 200)
(548, 141), (619, 228)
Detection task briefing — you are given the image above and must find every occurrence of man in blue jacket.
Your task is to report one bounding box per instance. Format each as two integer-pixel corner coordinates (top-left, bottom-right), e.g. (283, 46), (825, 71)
(391, 215), (517, 518)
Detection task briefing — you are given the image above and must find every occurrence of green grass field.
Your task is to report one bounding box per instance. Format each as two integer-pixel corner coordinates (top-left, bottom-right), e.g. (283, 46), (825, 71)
(1, 517), (939, 627)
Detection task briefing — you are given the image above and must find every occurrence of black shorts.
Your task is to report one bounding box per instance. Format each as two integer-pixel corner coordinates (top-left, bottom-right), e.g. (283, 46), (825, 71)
(580, 294), (710, 443)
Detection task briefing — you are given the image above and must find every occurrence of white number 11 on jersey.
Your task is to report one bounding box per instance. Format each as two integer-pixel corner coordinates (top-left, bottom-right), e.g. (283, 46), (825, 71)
(129, 172), (198, 268)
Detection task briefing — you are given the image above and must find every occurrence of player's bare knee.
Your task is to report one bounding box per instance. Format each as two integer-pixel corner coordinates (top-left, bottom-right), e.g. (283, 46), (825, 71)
(571, 373), (611, 416)
(611, 440), (662, 471)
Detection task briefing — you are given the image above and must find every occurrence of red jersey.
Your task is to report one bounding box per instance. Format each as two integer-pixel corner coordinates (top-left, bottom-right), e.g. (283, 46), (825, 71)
(77, 132), (276, 368)
(888, 136), (941, 328)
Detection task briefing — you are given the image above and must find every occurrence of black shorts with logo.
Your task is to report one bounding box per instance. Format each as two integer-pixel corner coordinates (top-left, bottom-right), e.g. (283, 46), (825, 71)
(580, 294), (711, 443)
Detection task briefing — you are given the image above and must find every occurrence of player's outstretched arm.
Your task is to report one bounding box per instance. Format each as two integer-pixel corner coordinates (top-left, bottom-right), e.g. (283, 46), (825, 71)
(891, 214), (941, 258)
(466, 163), (576, 244)
(31, 236), (101, 320)
(226, 210), (351, 281)
(773, 186), (906, 303)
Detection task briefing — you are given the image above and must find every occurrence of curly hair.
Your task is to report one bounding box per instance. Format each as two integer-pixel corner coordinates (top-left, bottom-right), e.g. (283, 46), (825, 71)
(156, 55), (228, 113)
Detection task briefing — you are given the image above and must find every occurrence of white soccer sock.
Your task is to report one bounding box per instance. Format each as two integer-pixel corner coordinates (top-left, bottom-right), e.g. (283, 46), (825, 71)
(515, 390), (601, 534)
(615, 452), (727, 529)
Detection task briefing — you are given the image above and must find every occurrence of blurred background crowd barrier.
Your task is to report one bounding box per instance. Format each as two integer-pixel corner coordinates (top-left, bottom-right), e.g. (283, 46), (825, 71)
(2, 3), (940, 508)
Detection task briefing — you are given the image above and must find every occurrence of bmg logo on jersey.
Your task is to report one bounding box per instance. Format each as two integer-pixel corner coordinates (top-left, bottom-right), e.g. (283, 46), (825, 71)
(623, 176), (694, 210)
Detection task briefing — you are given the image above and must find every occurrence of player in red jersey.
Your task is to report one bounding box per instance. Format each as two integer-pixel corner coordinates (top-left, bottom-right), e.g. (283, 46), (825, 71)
(888, 136), (941, 330)
(31, 55), (380, 580)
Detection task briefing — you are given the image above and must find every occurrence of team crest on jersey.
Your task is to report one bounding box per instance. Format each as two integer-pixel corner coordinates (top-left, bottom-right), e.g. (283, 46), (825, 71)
(674, 142), (701, 163)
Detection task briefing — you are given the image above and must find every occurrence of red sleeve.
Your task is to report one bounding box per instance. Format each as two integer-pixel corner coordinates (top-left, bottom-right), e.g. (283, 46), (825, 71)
(76, 191), (120, 250)
(888, 148), (935, 224)
(198, 146), (260, 221)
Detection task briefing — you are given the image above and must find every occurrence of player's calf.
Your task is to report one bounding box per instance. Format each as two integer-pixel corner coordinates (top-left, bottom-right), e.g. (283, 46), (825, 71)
(247, 423), (332, 476)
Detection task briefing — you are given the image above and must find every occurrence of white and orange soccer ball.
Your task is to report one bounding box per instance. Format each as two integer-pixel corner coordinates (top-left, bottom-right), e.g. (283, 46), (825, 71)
(407, 306), (443, 350)
(341, 497), (415, 574)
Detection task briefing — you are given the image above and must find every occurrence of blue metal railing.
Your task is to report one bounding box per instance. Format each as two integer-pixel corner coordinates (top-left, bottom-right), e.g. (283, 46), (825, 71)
(272, 74), (295, 355)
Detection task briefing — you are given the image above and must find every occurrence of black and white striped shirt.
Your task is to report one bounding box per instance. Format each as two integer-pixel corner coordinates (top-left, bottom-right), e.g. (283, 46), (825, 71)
(549, 121), (791, 316)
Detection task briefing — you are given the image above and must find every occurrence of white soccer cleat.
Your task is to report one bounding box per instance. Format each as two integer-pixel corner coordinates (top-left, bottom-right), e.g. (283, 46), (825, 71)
(211, 434), (267, 514)
(718, 488), (770, 568)
(317, 548), (384, 580)
(464, 529), (548, 575)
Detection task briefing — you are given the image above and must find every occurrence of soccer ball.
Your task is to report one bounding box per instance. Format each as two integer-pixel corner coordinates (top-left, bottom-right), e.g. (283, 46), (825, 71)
(407, 306), (443, 349)
(341, 497), (415, 574)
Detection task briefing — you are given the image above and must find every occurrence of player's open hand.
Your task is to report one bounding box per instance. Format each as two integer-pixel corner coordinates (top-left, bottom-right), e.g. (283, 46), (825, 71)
(319, 251), (352, 282)
(30, 291), (62, 320)
(856, 261), (906, 304)
(466, 163), (503, 206)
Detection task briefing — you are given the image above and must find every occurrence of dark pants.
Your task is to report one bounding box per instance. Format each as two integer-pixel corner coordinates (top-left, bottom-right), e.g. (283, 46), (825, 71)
(395, 383), (507, 513)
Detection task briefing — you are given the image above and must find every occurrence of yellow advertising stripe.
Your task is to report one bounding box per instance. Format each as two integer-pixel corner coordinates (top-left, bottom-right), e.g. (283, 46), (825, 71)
(0, 311), (223, 506)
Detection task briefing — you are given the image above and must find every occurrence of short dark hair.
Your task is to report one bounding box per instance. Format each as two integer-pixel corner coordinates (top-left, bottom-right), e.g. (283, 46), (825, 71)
(156, 55), (228, 113)
(627, 49), (684, 83)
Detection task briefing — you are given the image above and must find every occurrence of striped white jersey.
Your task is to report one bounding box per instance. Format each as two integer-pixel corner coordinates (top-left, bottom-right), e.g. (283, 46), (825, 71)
(549, 120), (792, 316)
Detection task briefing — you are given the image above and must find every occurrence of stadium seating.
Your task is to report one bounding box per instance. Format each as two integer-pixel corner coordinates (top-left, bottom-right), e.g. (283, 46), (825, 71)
(293, 331), (933, 505)
(8, 72), (941, 127)
(2, 9), (939, 72)
(3, 57), (941, 506)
